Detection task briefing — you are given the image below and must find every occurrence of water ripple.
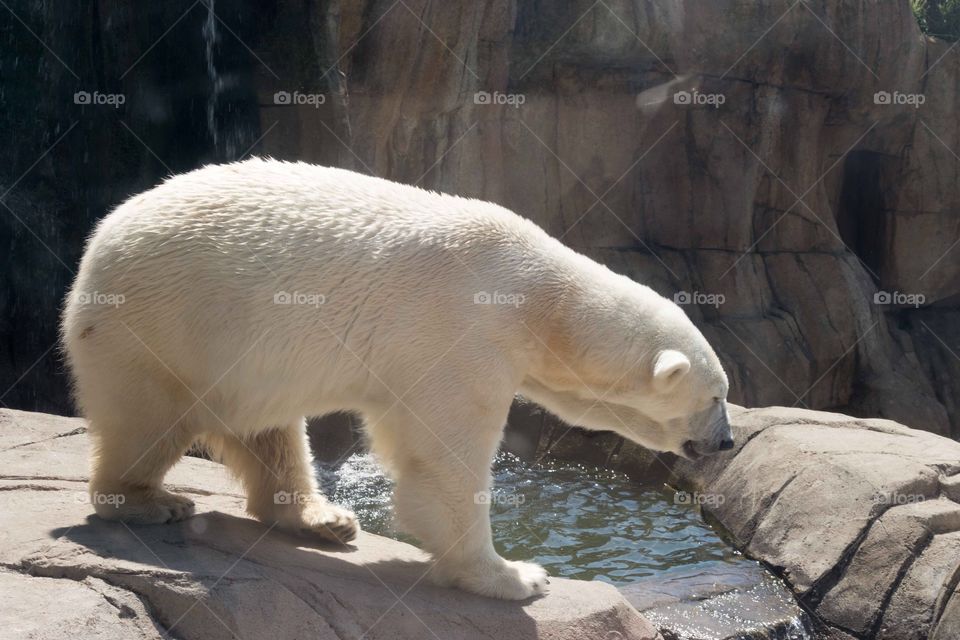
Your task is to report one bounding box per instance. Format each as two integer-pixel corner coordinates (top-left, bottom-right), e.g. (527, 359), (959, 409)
(317, 451), (749, 585)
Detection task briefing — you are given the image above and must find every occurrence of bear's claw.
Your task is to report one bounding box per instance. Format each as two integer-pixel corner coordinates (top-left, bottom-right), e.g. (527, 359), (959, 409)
(297, 502), (360, 544)
(93, 489), (195, 525)
(437, 558), (549, 600)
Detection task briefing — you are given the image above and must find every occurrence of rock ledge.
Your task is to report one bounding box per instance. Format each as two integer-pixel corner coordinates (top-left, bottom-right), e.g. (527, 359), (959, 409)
(677, 406), (960, 640)
(0, 409), (660, 640)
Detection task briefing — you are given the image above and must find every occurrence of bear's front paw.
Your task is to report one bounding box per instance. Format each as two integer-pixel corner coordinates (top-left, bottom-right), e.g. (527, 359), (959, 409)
(295, 502), (360, 544)
(445, 558), (549, 600)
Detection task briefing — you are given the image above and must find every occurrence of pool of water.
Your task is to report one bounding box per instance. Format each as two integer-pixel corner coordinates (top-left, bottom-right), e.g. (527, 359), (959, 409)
(317, 451), (754, 585)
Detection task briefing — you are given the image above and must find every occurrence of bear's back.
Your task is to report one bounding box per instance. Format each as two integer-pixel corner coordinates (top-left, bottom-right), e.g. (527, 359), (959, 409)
(91, 158), (540, 267)
(66, 159), (560, 352)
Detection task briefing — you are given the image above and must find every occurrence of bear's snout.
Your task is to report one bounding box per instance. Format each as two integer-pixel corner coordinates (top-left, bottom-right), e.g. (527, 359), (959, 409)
(681, 433), (735, 459)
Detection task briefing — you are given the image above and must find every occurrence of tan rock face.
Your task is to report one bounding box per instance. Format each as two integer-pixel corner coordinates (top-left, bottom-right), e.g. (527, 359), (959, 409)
(673, 405), (960, 640)
(255, 0), (960, 437)
(0, 571), (166, 640)
(0, 409), (661, 640)
(816, 498), (960, 636)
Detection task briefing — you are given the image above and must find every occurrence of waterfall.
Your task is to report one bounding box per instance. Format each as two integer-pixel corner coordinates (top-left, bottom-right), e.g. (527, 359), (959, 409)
(202, 0), (223, 159)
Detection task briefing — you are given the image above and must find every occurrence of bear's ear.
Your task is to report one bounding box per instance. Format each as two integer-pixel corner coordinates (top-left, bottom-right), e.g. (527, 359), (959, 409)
(652, 350), (691, 391)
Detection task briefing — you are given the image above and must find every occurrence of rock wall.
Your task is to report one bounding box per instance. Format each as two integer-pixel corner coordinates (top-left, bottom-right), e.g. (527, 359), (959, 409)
(2, 1), (959, 436)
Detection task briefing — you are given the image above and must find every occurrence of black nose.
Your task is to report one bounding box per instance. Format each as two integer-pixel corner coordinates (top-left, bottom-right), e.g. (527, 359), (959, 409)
(718, 438), (734, 451)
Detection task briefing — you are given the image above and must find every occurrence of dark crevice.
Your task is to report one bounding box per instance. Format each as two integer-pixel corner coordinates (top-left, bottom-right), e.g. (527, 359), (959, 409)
(721, 470), (800, 549)
(864, 529), (935, 639)
(0, 484), (66, 491)
(727, 421), (778, 456)
(800, 522), (875, 609)
(934, 591), (960, 639)
(0, 561), (179, 639)
(801, 497), (915, 620)
(835, 150), (890, 284)
(933, 556), (960, 630)
(0, 475), (87, 482)
(2, 426), (87, 451)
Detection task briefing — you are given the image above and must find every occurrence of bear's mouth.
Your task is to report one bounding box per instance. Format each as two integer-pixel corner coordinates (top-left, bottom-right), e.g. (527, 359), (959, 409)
(681, 440), (702, 461)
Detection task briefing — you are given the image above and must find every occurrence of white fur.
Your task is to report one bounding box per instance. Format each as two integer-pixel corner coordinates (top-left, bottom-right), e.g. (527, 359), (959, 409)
(61, 158), (730, 600)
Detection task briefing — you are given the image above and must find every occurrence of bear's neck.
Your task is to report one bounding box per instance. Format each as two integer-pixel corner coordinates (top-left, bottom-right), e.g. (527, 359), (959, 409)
(514, 238), (638, 383)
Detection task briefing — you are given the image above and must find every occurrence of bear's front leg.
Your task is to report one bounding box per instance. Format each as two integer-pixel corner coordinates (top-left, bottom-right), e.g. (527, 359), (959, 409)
(382, 401), (548, 600)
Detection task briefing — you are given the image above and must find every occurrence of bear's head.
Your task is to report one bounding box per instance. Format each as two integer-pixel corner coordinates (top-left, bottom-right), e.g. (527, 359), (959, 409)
(521, 279), (733, 460)
(618, 344), (733, 460)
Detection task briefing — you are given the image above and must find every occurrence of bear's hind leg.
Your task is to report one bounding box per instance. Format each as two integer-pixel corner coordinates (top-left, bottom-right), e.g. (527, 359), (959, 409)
(88, 418), (197, 524)
(203, 421), (359, 543)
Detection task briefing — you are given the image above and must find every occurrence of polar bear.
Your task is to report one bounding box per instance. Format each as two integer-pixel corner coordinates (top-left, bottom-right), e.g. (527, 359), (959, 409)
(61, 158), (732, 600)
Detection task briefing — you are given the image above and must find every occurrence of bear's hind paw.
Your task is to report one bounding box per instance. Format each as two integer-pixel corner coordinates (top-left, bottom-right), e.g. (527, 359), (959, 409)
(294, 502), (360, 544)
(92, 488), (195, 525)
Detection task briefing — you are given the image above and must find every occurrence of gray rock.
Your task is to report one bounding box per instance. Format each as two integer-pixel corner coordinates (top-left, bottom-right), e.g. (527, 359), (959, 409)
(675, 406), (960, 639)
(620, 563), (810, 640)
(0, 570), (165, 640)
(817, 498), (960, 636)
(932, 582), (960, 640)
(621, 563), (774, 612)
(875, 531), (960, 640)
(941, 474), (960, 502)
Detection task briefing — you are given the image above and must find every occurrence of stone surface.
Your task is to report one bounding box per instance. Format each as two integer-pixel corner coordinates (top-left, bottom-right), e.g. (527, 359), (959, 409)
(620, 563), (810, 640)
(0, 570), (166, 640)
(933, 581), (960, 640)
(0, 409), (661, 640)
(875, 531), (960, 640)
(675, 406), (960, 640)
(4, 0), (960, 438)
(817, 498), (960, 636)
